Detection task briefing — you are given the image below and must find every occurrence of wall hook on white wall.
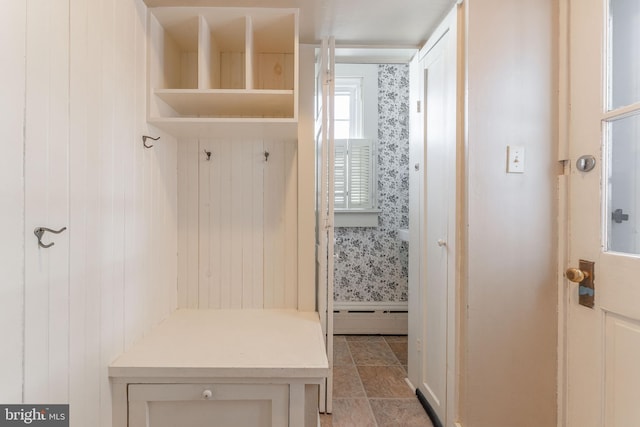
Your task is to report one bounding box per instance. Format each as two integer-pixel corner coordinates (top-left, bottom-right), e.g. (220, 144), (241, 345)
(264, 151), (270, 162)
(142, 135), (160, 148)
(34, 226), (67, 248)
(204, 149), (212, 161)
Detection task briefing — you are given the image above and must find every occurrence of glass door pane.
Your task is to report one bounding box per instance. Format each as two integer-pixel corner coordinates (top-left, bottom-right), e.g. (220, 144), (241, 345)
(609, 0), (640, 110)
(606, 113), (640, 254)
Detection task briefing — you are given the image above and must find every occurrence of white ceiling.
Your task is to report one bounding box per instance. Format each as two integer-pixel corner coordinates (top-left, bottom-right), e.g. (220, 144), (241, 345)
(144, 0), (456, 46)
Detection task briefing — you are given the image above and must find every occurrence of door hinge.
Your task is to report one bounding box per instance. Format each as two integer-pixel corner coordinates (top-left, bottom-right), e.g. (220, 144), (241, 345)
(324, 69), (333, 85)
(417, 100), (421, 113)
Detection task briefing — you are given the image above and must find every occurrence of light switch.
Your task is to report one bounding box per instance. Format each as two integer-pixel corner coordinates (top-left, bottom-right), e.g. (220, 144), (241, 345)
(507, 146), (525, 173)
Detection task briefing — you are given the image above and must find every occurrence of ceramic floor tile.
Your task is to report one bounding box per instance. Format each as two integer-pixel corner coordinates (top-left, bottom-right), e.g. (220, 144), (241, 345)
(387, 341), (408, 365)
(333, 365), (366, 398)
(334, 339), (354, 366)
(345, 335), (385, 342)
(321, 399), (377, 427)
(383, 335), (408, 343)
(349, 341), (401, 366)
(369, 398), (433, 427)
(320, 413), (332, 427)
(357, 365), (414, 398)
(334, 335), (348, 343)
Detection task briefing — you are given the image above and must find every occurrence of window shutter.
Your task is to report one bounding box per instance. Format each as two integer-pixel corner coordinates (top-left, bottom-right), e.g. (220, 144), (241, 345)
(334, 139), (348, 209)
(348, 139), (374, 209)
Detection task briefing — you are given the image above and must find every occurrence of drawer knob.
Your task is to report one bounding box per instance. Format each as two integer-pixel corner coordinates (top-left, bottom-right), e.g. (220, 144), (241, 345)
(202, 389), (213, 400)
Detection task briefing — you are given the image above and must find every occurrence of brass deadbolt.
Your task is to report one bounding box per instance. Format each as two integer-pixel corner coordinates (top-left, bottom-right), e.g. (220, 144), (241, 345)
(565, 267), (590, 283)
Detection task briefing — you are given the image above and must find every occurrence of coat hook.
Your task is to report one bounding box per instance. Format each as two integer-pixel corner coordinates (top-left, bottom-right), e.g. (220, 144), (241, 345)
(142, 135), (160, 148)
(34, 226), (67, 249)
(204, 149), (212, 161)
(264, 151), (270, 162)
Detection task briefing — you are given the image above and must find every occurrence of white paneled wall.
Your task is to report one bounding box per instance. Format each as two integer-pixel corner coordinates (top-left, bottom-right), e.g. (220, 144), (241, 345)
(24, 0), (71, 405)
(0, 0), (27, 404)
(1, 1), (178, 427)
(68, 0), (177, 424)
(178, 139), (298, 309)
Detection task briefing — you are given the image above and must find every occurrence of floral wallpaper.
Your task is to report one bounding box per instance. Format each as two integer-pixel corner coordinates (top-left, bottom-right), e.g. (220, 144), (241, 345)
(334, 64), (410, 303)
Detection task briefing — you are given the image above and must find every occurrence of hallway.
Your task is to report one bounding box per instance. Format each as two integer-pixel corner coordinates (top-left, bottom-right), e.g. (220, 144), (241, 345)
(321, 335), (433, 427)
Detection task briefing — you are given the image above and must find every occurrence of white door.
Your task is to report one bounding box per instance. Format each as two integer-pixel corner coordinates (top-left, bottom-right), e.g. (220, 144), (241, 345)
(408, 7), (458, 426)
(565, 0), (640, 425)
(316, 37), (335, 414)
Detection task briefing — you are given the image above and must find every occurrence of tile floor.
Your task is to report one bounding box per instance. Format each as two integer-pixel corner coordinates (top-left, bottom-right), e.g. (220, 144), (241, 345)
(320, 335), (434, 427)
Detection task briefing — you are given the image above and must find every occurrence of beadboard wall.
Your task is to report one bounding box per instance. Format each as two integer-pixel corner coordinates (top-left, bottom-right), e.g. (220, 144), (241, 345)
(178, 138), (299, 309)
(0, 1), (178, 427)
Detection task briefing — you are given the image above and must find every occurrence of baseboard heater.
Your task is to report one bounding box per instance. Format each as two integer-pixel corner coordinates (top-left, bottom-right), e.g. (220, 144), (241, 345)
(333, 302), (408, 335)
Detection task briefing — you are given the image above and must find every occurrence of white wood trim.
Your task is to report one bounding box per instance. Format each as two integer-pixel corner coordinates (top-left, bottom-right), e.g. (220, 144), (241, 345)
(602, 101), (640, 121)
(326, 37), (336, 415)
(0, 0), (26, 403)
(334, 210), (380, 227)
(297, 44), (317, 311)
(454, 5), (466, 427)
(317, 38), (329, 414)
(557, 1), (570, 426)
(245, 15), (254, 90)
(333, 311), (408, 335)
(333, 302), (409, 311)
(290, 383), (306, 427)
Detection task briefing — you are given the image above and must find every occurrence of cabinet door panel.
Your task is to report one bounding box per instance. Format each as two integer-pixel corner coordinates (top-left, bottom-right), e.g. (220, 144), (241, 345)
(129, 383), (289, 427)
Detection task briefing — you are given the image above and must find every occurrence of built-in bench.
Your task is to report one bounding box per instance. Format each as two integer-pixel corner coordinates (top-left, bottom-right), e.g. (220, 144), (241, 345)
(109, 309), (328, 427)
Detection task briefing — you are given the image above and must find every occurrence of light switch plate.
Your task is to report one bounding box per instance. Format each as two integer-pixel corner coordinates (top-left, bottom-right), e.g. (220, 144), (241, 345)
(507, 146), (525, 173)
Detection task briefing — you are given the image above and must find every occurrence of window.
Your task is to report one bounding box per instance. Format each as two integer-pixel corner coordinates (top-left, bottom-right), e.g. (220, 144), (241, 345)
(334, 69), (378, 227)
(334, 78), (363, 139)
(334, 138), (376, 210)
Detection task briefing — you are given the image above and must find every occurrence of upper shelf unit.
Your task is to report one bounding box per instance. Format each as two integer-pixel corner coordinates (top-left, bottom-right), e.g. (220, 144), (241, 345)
(148, 7), (299, 138)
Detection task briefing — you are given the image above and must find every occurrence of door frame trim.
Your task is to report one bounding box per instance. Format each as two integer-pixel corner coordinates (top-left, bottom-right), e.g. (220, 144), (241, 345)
(411, 4), (464, 425)
(557, 0), (570, 425)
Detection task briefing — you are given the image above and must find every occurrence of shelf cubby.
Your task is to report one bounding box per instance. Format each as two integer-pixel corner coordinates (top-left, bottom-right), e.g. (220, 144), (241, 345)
(148, 7), (299, 137)
(250, 13), (296, 90)
(149, 9), (199, 90)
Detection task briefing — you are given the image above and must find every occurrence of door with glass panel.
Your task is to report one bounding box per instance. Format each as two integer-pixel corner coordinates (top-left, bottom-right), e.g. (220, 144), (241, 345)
(565, 0), (640, 425)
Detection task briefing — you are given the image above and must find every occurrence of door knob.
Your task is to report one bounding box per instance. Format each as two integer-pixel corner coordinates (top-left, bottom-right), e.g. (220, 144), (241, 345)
(565, 267), (590, 283)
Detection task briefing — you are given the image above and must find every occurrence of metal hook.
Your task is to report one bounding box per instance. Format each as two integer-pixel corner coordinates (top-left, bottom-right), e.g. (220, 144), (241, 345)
(264, 151), (270, 162)
(142, 135), (160, 148)
(34, 226), (67, 249)
(204, 150), (212, 161)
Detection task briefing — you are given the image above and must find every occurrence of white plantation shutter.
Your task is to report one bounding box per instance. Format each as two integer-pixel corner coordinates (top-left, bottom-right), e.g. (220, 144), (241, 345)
(348, 139), (373, 208)
(334, 140), (348, 209)
(334, 139), (375, 210)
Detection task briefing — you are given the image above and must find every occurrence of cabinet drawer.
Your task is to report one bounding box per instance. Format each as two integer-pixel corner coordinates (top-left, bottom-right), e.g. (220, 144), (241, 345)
(128, 383), (289, 427)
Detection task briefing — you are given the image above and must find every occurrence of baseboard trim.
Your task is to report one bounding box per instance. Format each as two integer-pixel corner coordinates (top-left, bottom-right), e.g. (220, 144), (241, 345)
(416, 388), (444, 427)
(333, 302), (408, 335)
